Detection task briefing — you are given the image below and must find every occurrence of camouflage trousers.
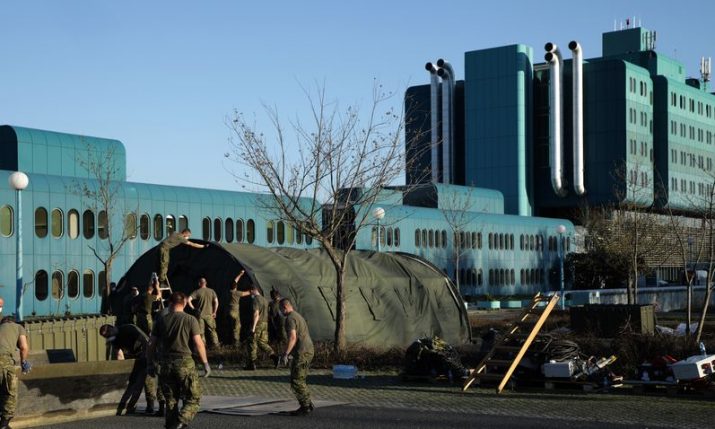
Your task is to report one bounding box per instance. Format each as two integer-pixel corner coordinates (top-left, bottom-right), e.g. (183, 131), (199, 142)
(158, 245), (170, 283)
(136, 313), (152, 336)
(118, 358), (163, 413)
(248, 322), (273, 362)
(290, 351), (313, 407)
(227, 310), (241, 345)
(0, 357), (18, 419)
(197, 314), (220, 349)
(160, 357), (201, 427)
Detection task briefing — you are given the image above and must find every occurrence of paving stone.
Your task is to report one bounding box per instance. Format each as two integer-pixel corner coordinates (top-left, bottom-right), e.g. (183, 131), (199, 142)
(201, 367), (713, 429)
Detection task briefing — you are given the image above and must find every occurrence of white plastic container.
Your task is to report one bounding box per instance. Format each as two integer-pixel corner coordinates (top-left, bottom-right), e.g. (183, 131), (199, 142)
(671, 354), (715, 380)
(332, 364), (358, 379)
(543, 361), (576, 378)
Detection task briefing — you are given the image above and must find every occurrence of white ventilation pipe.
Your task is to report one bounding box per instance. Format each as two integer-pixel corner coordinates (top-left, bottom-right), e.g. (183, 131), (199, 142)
(425, 62), (441, 183)
(545, 43), (565, 196)
(569, 41), (585, 196)
(437, 59), (455, 184)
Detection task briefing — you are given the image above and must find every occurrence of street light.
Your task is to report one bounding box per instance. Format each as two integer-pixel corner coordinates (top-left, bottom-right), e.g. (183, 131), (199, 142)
(8, 171), (29, 321)
(556, 224), (567, 310)
(373, 207), (385, 252)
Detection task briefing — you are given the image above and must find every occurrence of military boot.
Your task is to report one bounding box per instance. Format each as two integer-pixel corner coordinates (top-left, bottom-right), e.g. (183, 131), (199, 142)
(145, 400), (155, 414)
(243, 361), (256, 371)
(0, 416), (12, 429)
(289, 402), (314, 416)
(154, 401), (165, 417)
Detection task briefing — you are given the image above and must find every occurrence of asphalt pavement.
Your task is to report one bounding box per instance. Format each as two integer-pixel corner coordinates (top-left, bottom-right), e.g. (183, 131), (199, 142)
(31, 367), (714, 429)
(34, 405), (678, 429)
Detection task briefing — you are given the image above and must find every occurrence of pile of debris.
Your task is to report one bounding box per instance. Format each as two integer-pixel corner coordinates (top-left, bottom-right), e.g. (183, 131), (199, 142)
(402, 336), (468, 382)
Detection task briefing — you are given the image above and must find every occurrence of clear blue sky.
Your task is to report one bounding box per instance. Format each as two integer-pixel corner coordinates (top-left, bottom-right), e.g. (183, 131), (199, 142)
(2, 1), (714, 191)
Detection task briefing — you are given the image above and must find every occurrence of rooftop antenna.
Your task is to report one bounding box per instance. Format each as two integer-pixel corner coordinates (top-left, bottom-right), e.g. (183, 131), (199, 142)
(701, 57), (712, 89)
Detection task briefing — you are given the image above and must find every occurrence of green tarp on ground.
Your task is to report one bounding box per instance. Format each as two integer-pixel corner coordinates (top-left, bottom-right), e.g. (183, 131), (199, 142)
(119, 243), (470, 348)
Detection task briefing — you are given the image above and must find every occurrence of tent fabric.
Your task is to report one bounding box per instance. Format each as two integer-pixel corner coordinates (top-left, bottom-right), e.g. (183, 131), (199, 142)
(119, 242), (470, 348)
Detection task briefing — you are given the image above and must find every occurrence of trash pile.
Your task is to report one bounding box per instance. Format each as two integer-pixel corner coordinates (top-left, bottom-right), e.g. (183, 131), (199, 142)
(402, 336), (468, 381)
(532, 337), (622, 386)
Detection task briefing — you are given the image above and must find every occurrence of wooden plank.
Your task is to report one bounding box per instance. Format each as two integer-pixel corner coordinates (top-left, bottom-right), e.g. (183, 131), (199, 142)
(496, 294), (560, 394)
(462, 293), (545, 391)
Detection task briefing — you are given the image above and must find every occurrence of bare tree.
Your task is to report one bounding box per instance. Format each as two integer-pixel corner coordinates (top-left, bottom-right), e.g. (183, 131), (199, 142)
(227, 83), (425, 352)
(695, 179), (715, 342)
(71, 143), (133, 313)
(440, 187), (482, 292)
(668, 171), (715, 340)
(663, 203), (704, 336)
(581, 162), (667, 304)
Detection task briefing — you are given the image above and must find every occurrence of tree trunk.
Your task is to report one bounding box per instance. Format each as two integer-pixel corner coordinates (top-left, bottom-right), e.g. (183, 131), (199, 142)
(100, 260), (113, 315)
(695, 283), (712, 343)
(333, 264), (347, 354)
(626, 276), (634, 305)
(686, 279), (693, 336)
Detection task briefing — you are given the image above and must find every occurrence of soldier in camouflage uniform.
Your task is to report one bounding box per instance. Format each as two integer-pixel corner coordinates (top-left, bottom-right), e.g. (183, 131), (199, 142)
(148, 292), (210, 429)
(279, 298), (314, 416)
(0, 298), (31, 429)
(227, 271), (245, 346)
(188, 277), (220, 349)
(268, 289), (286, 344)
(100, 323), (164, 416)
(157, 229), (207, 285)
(245, 284), (276, 370)
(136, 279), (160, 336)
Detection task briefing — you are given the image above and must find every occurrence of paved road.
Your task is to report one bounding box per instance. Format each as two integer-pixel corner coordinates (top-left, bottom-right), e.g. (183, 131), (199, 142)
(34, 367), (713, 429)
(35, 405), (677, 429)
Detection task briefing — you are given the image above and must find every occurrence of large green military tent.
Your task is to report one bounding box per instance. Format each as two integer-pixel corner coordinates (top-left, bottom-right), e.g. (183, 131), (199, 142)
(119, 242), (470, 348)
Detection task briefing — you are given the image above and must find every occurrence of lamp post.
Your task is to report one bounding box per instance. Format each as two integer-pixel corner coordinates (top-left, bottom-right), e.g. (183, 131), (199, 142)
(373, 207), (385, 252)
(8, 172), (29, 321)
(556, 224), (567, 310)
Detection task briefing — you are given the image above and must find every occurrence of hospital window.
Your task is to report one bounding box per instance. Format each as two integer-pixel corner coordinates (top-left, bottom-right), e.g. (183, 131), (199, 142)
(247, 219), (255, 244)
(51, 208), (63, 238)
(68, 270), (79, 299)
(83, 270), (95, 298)
(83, 210), (95, 239)
(35, 270), (49, 301)
(52, 270), (64, 300)
(0, 205), (13, 237)
(98, 210), (109, 239)
(153, 214), (163, 241)
(213, 217), (222, 242)
(35, 207), (48, 238)
(68, 209), (80, 239)
(140, 213), (150, 240)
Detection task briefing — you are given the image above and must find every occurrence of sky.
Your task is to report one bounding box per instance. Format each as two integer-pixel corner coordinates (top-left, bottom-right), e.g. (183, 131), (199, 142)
(2, 1), (714, 192)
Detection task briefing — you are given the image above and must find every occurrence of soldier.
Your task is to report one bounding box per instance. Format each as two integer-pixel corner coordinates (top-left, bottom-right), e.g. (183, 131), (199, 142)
(158, 229), (207, 286)
(278, 298), (314, 416)
(148, 292), (210, 429)
(100, 323), (164, 416)
(136, 277), (160, 336)
(119, 287), (139, 327)
(188, 278), (220, 349)
(245, 284), (276, 370)
(268, 289), (286, 343)
(227, 271), (246, 346)
(0, 298), (31, 429)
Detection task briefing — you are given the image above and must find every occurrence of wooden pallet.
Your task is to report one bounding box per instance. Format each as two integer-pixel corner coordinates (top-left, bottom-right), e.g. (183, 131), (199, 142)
(463, 293), (560, 394)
